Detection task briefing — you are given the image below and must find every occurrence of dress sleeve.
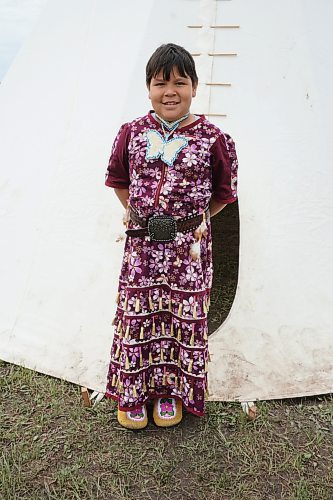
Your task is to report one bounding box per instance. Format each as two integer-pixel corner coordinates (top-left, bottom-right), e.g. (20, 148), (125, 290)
(210, 132), (238, 204)
(105, 122), (131, 188)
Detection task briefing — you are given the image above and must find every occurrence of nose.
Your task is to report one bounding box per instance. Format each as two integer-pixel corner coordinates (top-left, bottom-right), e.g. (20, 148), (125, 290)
(164, 84), (176, 96)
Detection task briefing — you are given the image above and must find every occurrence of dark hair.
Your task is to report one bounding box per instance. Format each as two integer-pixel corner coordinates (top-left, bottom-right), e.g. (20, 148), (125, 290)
(146, 43), (198, 88)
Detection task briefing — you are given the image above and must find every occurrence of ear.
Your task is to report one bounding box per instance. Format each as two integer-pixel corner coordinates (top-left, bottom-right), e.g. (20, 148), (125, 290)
(147, 84), (151, 100)
(192, 85), (197, 98)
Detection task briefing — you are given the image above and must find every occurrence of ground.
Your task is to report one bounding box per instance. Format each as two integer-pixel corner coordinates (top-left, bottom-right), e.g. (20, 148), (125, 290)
(1, 363), (333, 499)
(1, 202), (333, 499)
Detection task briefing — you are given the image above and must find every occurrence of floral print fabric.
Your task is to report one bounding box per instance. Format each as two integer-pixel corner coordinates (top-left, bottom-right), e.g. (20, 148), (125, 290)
(104, 112), (238, 416)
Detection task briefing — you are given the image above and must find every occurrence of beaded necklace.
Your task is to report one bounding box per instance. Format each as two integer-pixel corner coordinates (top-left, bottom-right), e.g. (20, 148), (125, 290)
(153, 112), (190, 140)
(145, 112), (191, 167)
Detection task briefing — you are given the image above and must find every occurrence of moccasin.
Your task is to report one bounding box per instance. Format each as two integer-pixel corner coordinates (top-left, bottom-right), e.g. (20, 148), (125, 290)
(117, 404), (148, 430)
(153, 397), (182, 427)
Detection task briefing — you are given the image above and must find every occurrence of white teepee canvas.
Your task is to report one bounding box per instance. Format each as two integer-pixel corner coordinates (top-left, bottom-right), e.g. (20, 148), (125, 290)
(0, 0), (332, 401)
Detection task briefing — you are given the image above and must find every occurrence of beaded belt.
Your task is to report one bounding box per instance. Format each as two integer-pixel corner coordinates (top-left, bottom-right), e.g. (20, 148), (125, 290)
(126, 206), (210, 242)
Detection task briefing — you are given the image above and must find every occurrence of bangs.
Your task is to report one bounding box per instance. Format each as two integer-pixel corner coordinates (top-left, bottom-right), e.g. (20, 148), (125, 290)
(153, 55), (189, 82)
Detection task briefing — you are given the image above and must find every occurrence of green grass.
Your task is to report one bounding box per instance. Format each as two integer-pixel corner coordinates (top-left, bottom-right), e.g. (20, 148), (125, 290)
(1, 361), (333, 499)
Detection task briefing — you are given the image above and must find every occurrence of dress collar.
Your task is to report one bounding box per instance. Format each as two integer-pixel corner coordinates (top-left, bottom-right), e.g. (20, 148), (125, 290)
(147, 110), (205, 132)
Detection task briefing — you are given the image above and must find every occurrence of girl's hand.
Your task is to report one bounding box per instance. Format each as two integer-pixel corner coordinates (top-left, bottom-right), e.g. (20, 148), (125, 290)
(113, 188), (130, 242)
(209, 195), (227, 217)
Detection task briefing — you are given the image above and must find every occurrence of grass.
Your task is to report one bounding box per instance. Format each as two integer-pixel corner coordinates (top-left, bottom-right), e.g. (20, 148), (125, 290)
(1, 361), (333, 499)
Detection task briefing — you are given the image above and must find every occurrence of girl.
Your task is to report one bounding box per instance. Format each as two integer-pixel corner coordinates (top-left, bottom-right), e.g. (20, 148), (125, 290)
(104, 43), (238, 430)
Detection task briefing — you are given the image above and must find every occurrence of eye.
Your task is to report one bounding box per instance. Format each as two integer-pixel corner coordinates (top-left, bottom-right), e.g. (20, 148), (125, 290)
(176, 82), (186, 85)
(155, 83), (165, 86)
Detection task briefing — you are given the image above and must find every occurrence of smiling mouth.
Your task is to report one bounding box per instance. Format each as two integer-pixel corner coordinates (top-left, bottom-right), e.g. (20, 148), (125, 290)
(163, 102), (179, 105)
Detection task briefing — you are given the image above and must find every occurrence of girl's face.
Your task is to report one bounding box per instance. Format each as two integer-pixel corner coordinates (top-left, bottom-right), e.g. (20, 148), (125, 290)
(148, 67), (197, 122)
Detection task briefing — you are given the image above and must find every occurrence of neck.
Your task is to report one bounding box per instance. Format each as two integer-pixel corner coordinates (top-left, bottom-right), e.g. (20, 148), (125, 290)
(154, 112), (190, 131)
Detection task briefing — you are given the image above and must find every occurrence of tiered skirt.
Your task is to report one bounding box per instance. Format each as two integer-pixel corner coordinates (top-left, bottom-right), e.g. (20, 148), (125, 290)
(105, 221), (213, 416)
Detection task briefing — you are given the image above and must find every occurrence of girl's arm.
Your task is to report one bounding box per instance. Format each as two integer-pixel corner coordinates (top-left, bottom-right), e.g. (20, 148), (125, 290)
(209, 195), (227, 217)
(114, 188), (129, 209)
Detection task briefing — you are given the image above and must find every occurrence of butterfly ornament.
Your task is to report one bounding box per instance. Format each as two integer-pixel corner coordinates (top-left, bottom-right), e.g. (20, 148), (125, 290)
(146, 129), (188, 167)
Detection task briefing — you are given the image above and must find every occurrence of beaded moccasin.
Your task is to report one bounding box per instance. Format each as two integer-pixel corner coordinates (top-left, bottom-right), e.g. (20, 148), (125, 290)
(153, 397), (182, 427)
(117, 404), (148, 430)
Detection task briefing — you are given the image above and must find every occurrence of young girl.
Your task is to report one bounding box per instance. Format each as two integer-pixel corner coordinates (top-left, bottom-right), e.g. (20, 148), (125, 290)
(104, 43), (238, 430)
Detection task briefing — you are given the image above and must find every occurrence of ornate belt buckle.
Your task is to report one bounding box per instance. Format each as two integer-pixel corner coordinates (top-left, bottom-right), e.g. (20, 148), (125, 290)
(147, 215), (177, 242)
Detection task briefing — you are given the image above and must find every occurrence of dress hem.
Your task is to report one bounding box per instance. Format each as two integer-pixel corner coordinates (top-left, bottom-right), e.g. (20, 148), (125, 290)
(105, 391), (205, 417)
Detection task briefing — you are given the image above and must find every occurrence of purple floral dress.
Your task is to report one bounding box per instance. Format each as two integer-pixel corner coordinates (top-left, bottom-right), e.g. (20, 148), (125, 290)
(104, 111), (238, 416)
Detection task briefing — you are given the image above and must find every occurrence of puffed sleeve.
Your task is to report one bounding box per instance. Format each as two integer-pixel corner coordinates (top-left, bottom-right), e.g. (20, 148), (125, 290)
(105, 122), (131, 188)
(210, 132), (238, 203)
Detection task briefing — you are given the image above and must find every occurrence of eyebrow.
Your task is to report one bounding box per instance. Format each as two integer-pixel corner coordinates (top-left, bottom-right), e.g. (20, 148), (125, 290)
(153, 76), (188, 82)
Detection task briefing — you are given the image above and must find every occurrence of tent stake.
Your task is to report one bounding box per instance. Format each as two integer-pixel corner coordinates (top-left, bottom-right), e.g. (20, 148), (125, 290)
(81, 387), (92, 407)
(206, 82), (232, 86)
(210, 25), (240, 29)
(241, 401), (257, 420)
(208, 52), (238, 56)
(91, 391), (105, 407)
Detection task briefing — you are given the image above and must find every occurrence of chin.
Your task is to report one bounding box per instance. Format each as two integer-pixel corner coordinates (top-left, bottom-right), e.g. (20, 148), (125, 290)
(160, 110), (182, 121)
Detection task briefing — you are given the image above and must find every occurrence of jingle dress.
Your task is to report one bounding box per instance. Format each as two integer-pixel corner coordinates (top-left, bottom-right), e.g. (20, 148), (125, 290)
(104, 111), (238, 416)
